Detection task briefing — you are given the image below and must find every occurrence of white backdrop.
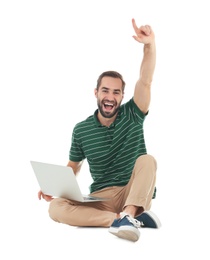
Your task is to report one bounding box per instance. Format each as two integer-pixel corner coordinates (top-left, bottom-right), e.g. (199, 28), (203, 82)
(1, 0), (210, 259)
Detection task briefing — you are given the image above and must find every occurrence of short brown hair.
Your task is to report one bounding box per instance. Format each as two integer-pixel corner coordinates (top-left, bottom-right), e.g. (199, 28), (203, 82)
(96, 71), (126, 92)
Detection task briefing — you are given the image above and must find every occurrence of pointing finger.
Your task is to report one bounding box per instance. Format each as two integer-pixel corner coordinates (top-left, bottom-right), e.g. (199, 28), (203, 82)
(132, 18), (139, 33)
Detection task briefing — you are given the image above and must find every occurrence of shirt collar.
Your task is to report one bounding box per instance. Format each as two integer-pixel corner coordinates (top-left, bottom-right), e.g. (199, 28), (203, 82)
(93, 108), (122, 128)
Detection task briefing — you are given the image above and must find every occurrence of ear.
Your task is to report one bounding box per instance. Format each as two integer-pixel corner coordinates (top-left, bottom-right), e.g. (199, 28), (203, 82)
(94, 88), (98, 98)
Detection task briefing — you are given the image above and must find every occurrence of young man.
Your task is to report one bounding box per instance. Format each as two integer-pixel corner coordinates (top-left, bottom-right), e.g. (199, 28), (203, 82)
(38, 18), (161, 242)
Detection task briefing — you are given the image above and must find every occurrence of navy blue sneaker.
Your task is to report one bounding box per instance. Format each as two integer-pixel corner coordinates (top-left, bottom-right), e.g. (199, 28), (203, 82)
(135, 210), (161, 228)
(109, 213), (140, 242)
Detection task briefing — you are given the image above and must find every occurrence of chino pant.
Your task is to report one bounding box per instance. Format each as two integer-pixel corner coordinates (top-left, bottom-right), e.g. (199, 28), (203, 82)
(48, 154), (157, 227)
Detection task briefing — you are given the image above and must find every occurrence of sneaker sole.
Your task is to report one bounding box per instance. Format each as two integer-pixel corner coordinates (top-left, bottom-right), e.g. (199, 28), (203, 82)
(109, 226), (140, 242)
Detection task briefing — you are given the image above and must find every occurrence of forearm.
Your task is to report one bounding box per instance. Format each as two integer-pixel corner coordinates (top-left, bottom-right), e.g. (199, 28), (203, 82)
(140, 42), (156, 86)
(67, 160), (83, 175)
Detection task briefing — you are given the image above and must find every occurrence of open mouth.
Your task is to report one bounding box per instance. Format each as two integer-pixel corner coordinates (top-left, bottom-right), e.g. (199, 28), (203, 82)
(103, 102), (115, 112)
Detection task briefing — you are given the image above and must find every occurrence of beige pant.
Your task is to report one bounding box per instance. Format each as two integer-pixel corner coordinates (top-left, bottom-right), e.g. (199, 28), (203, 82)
(48, 154), (157, 227)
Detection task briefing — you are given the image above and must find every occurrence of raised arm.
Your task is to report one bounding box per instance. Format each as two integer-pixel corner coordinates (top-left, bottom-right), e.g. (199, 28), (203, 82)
(132, 18), (156, 114)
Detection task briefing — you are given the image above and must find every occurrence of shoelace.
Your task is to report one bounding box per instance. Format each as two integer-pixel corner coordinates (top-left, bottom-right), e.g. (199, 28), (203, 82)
(120, 212), (141, 228)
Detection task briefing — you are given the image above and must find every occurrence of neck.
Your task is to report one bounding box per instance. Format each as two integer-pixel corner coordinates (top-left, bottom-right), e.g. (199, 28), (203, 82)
(97, 112), (117, 127)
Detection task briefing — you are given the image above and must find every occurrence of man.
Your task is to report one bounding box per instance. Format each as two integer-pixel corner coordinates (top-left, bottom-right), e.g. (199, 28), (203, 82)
(38, 18), (161, 242)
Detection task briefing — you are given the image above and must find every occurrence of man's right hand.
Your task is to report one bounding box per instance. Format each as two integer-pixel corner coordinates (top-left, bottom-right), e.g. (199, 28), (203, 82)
(132, 18), (155, 45)
(38, 190), (53, 202)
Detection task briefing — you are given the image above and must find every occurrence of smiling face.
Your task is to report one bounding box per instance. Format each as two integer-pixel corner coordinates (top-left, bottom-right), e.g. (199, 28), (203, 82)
(94, 76), (124, 123)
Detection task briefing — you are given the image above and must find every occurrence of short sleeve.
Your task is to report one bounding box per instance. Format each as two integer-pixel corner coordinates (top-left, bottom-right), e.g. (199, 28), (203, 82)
(69, 127), (85, 162)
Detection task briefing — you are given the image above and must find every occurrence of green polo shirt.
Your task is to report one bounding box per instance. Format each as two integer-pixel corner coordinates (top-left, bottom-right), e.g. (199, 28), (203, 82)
(69, 98), (147, 193)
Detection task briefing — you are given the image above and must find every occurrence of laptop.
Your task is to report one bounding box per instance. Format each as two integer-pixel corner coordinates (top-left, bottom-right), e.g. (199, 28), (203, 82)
(30, 161), (109, 202)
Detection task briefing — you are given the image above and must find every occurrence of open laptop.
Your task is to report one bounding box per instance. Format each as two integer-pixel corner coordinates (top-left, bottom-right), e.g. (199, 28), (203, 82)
(30, 161), (109, 202)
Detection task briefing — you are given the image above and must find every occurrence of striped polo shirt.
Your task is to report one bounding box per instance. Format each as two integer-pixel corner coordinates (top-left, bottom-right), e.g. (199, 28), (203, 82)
(69, 98), (147, 193)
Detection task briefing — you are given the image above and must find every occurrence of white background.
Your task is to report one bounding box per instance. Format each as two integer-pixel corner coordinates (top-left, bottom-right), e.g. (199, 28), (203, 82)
(1, 0), (210, 259)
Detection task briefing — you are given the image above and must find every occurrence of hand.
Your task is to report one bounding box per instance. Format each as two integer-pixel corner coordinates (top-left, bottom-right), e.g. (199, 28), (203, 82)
(132, 18), (155, 45)
(38, 190), (53, 202)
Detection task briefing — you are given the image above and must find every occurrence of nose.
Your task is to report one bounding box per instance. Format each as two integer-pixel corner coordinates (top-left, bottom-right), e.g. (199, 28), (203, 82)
(105, 92), (114, 101)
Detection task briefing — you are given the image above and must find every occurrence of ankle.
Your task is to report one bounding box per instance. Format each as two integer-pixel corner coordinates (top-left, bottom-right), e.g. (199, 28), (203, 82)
(123, 205), (138, 218)
(116, 213), (120, 218)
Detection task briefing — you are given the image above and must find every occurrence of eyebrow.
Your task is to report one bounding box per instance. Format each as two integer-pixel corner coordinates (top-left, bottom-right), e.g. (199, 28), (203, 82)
(101, 87), (121, 92)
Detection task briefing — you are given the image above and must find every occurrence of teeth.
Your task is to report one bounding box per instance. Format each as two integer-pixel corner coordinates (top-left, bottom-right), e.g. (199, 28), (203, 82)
(105, 103), (113, 106)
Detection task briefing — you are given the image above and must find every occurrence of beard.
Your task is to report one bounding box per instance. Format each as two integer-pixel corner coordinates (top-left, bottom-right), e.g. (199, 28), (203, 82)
(97, 98), (121, 119)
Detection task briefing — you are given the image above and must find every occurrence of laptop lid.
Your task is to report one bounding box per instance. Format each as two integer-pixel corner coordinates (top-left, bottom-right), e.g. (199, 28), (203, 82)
(30, 161), (108, 202)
